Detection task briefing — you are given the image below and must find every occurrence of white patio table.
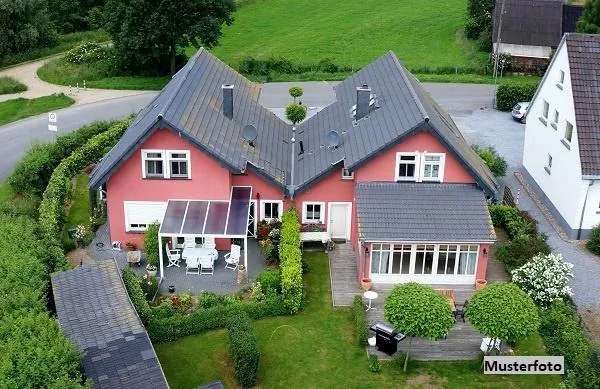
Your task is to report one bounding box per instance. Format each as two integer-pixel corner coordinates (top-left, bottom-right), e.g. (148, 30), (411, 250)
(182, 247), (218, 268)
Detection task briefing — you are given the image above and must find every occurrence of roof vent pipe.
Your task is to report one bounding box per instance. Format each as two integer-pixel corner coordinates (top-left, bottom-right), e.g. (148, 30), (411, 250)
(355, 84), (371, 120)
(222, 84), (234, 118)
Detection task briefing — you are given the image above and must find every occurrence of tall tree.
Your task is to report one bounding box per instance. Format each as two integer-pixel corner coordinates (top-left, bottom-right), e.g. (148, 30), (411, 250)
(103, 0), (235, 75)
(47, 0), (106, 33)
(0, 0), (57, 58)
(577, 0), (600, 34)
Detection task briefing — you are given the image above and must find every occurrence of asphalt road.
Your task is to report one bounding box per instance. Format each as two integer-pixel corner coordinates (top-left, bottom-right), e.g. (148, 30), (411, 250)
(0, 93), (157, 181)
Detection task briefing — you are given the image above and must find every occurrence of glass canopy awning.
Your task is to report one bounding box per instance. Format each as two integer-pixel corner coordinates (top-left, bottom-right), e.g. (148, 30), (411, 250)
(159, 186), (252, 238)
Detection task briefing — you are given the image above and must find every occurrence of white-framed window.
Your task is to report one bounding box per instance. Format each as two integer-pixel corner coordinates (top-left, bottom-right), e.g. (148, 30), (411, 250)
(542, 100), (549, 120)
(390, 244), (412, 274)
(564, 121), (573, 143)
(421, 153), (445, 182)
(168, 150), (190, 179)
(341, 168), (354, 180)
(142, 150), (165, 178)
(260, 200), (283, 222)
(395, 152), (419, 181)
(457, 245), (478, 275)
(559, 70), (565, 85)
(552, 110), (559, 128)
(437, 244), (458, 275)
(124, 201), (167, 232)
(302, 201), (325, 223)
(370, 243), (391, 274)
(414, 244), (435, 274)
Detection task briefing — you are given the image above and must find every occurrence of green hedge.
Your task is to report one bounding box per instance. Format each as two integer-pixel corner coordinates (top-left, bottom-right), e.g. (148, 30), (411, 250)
(38, 119), (130, 245)
(352, 295), (368, 346)
(226, 310), (260, 387)
(144, 223), (160, 267)
(539, 301), (600, 388)
(279, 209), (303, 313)
(586, 224), (600, 255)
(122, 268), (288, 343)
(0, 214), (83, 387)
(496, 82), (538, 111)
(9, 120), (116, 197)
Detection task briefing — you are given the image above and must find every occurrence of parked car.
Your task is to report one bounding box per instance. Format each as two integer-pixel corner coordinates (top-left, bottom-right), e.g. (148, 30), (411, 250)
(511, 102), (530, 123)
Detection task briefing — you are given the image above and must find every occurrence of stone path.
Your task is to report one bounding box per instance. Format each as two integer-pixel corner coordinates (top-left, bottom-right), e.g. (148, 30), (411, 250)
(0, 57), (151, 105)
(328, 242), (360, 306)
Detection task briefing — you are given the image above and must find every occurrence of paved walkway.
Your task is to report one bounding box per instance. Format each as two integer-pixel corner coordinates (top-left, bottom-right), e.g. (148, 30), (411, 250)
(0, 57), (151, 104)
(328, 242), (360, 306)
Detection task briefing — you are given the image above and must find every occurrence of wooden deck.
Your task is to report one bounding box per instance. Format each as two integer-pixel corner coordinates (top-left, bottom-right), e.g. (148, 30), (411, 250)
(328, 243), (361, 306)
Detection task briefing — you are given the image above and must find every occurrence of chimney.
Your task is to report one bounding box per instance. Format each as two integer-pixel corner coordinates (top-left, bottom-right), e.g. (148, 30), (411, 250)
(222, 84), (234, 118)
(355, 84), (371, 120)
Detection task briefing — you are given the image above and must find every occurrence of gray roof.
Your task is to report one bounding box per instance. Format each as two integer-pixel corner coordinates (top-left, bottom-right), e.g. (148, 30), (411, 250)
(564, 34), (600, 176)
(51, 261), (168, 389)
(90, 50), (499, 199)
(356, 182), (496, 242)
(493, 0), (564, 47)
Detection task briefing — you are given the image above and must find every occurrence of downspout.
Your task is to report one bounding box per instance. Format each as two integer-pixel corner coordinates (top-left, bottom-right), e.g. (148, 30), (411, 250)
(287, 126), (296, 199)
(577, 180), (594, 239)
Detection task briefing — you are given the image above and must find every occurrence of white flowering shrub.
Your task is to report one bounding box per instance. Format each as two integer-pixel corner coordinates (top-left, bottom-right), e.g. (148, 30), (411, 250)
(511, 253), (573, 307)
(65, 42), (107, 64)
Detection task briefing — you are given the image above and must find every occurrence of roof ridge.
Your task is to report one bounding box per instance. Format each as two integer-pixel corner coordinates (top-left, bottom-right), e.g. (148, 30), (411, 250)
(390, 52), (429, 122)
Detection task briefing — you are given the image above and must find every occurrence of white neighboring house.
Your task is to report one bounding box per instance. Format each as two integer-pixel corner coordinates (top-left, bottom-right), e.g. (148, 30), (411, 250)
(522, 33), (600, 239)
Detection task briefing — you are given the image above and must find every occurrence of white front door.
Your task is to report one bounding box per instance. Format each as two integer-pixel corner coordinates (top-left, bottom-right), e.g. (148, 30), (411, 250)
(328, 203), (351, 240)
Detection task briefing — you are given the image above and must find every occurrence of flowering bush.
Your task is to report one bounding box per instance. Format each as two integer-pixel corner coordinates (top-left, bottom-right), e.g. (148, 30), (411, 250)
(73, 224), (92, 246)
(300, 223), (326, 232)
(141, 274), (158, 301)
(268, 228), (280, 240)
(512, 252), (573, 307)
(64, 42), (108, 64)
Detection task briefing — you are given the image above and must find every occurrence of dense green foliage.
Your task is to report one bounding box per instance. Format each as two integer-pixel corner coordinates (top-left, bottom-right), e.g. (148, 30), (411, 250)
(464, 0), (495, 46)
(279, 208), (303, 313)
(473, 145), (507, 177)
(0, 0), (57, 58)
(102, 0), (235, 75)
(46, 0), (104, 33)
(38, 119), (130, 245)
(466, 282), (539, 344)
(64, 41), (108, 63)
(144, 223), (160, 267)
(288, 86), (303, 101)
(586, 224), (600, 255)
(0, 215), (84, 387)
(488, 204), (537, 239)
(256, 268), (281, 296)
(496, 81), (539, 111)
(539, 300), (600, 388)
(0, 94), (74, 127)
(577, 0), (600, 34)
(285, 103), (307, 125)
(352, 295), (368, 346)
(226, 310), (259, 387)
(0, 77), (27, 95)
(10, 120), (115, 196)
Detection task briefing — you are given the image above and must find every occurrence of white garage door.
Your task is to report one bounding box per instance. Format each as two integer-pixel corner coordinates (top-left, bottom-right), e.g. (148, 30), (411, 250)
(124, 201), (167, 232)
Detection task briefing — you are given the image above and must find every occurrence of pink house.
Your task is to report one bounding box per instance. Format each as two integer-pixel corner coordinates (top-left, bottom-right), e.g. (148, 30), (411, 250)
(90, 49), (499, 287)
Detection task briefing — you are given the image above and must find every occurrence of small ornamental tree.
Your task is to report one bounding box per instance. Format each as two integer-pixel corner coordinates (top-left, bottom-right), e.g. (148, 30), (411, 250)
(289, 86), (303, 102)
(285, 103), (307, 125)
(384, 283), (454, 371)
(465, 282), (539, 345)
(512, 253), (573, 307)
(144, 222), (160, 268)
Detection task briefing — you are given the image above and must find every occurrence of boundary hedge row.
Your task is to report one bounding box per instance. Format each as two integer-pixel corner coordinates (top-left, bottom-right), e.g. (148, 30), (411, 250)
(352, 295), (368, 346)
(279, 209), (303, 313)
(226, 310), (259, 387)
(38, 119), (130, 245)
(122, 268), (287, 343)
(496, 82), (538, 111)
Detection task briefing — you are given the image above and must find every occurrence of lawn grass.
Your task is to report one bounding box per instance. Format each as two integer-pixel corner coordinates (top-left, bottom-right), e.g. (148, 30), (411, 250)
(204, 0), (485, 73)
(0, 94), (74, 126)
(37, 58), (170, 90)
(155, 251), (561, 389)
(0, 76), (27, 95)
(65, 174), (90, 229)
(0, 30), (110, 69)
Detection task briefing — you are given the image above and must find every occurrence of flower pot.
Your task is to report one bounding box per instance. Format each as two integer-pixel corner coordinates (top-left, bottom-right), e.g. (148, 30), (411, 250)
(475, 279), (487, 290)
(147, 270), (157, 277)
(361, 278), (372, 291)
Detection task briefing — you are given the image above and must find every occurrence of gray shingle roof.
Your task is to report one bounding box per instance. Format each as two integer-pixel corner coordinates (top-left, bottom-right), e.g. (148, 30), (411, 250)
(493, 0), (564, 47)
(565, 34), (600, 176)
(89, 50), (499, 199)
(356, 182), (496, 242)
(51, 261), (168, 389)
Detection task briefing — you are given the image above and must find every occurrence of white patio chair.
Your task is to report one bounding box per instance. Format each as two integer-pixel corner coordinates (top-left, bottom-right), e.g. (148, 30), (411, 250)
(224, 244), (240, 270)
(186, 257), (200, 275)
(200, 260), (214, 275)
(184, 236), (196, 248)
(165, 243), (181, 268)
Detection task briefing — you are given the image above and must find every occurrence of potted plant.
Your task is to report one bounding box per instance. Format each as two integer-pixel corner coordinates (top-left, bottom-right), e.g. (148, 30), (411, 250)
(476, 279), (487, 290)
(146, 263), (157, 277)
(361, 277), (372, 291)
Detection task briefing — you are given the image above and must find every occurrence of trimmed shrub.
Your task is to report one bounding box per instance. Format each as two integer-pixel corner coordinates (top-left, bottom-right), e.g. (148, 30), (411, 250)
(466, 282), (539, 344)
(144, 223), (160, 266)
(226, 310), (259, 387)
(368, 354), (381, 373)
(64, 42), (108, 64)
(540, 300), (600, 388)
(472, 145), (507, 177)
(352, 295), (368, 346)
(496, 82), (539, 111)
(488, 204), (537, 239)
(512, 253), (573, 307)
(279, 209), (303, 313)
(495, 234), (551, 271)
(9, 120), (116, 196)
(586, 224), (600, 255)
(38, 119), (130, 246)
(256, 268), (282, 296)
